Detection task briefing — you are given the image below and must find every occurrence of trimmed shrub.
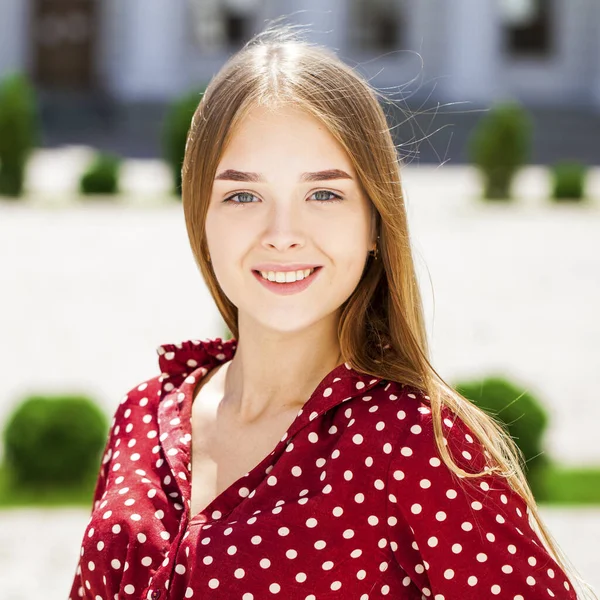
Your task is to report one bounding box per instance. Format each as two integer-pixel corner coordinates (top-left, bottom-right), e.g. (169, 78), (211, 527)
(80, 152), (121, 195)
(454, 376), (549, 498)
(2, 394), (108, 487)
(551, 160), (587, 201)
(162, 88), (205, 196)
(468, 102), (532, 200)
(0, 73), (39, 197)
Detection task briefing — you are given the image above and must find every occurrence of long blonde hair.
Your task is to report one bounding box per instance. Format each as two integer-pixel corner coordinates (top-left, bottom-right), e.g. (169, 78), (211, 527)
(181, 22), (594, 598)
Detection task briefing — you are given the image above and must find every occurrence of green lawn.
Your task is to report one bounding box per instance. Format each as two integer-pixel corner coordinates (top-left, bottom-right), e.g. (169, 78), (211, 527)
(0, 464), (95, 509)
(539, 464), (600, 505)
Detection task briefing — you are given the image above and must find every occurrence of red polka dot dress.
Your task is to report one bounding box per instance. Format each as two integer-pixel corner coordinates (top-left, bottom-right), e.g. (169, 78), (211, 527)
(69, 337), (576, 599)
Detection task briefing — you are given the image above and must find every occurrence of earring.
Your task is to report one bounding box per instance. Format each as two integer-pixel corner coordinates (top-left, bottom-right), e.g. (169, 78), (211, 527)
(369, 235), (380, 260)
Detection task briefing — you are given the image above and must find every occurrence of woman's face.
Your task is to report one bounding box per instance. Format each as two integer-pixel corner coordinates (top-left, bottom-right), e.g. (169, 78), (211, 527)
(205, 104), (376, 335)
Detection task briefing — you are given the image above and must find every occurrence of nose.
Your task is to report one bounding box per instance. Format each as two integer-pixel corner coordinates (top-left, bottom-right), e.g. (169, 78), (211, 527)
(260, 201), (307, 254)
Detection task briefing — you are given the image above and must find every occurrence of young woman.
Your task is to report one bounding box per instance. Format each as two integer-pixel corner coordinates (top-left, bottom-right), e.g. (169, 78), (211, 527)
(70, 25), (593, 600)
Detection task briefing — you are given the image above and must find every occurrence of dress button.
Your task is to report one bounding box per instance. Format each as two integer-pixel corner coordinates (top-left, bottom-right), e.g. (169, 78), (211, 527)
(151, 590), (161, 600)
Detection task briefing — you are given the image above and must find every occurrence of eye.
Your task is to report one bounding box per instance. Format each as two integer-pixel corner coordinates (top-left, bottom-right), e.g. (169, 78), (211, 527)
(222, 190), (344, 206)
(311, 190), (344, 203)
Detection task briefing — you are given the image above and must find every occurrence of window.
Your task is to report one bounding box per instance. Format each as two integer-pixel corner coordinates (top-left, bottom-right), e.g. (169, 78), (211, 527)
(188, 0), (261, 52)
(501, 0), (553, 57)
(350, 0), (404, 53)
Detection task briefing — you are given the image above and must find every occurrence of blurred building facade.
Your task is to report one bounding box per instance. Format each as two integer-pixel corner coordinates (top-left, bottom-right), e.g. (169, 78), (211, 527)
(1, 0), (599, 108)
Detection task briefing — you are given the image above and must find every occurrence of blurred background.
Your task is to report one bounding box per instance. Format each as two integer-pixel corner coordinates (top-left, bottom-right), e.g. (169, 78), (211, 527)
(0, 1), (599, 599)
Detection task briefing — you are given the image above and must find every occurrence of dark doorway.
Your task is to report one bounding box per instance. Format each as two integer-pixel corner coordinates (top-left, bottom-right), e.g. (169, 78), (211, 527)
(32, 0), (97, 89)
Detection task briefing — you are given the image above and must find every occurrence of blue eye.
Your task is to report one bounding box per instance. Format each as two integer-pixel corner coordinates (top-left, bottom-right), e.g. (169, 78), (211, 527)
(222, 190), (344, 206)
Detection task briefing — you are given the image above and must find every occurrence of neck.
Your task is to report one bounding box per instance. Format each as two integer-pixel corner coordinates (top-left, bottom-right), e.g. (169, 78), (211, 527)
(221, 314), (343, 424)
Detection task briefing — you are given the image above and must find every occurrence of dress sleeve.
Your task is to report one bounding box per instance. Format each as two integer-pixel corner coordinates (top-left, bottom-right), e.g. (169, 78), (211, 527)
(385, 399), (578, 599)
(67, 376), (160, 600)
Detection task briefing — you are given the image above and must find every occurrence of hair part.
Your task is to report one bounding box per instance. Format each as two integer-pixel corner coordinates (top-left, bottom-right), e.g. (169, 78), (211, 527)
(181, 21), (594, 598)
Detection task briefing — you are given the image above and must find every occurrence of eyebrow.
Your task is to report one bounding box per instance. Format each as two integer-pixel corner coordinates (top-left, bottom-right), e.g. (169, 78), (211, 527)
(214, 169), (354, 182)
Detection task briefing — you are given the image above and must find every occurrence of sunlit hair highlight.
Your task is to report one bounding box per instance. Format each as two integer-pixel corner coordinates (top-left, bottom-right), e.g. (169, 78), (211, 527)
(181, 21), (593, 599)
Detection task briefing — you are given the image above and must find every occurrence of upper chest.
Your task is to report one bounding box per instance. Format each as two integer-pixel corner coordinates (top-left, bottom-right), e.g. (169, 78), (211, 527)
(189, 369), (303, 512)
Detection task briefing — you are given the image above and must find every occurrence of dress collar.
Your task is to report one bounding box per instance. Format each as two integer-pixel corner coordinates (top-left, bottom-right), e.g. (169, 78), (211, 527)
(156, 336), (386, 420)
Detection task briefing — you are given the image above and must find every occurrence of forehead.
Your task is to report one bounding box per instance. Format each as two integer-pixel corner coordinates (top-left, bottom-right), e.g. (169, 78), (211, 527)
(219, 105), (356, 175)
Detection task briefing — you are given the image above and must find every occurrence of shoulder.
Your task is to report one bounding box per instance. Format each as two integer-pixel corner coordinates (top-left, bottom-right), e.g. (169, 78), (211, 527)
(108, 374), (165, 429)
(360, 381), (491, 476)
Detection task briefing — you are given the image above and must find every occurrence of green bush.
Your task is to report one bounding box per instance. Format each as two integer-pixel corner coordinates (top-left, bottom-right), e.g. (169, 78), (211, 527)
(0, 73), (39, 197)
(162, 88), (205, 196)
(79, 152), (121, 195)
(454, 376), (549, 498)
(468, 102), (532, 200)
(551, 160), (587, 201)
(2, 394), (108, 487)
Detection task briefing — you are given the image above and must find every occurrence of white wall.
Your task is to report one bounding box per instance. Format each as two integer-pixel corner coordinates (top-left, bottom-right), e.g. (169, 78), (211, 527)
(441, 0), (503, 104)
(0, 0), (30, 77)
(103, 0), (189, 101)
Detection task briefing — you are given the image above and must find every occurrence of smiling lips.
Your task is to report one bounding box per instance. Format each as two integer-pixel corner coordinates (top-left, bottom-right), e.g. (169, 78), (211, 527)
(252, 266), (322, 295)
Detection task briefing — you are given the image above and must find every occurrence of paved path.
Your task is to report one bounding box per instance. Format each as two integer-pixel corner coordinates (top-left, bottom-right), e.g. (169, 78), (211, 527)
(1, 152), (599, 464)
(0, 507), (597, 600)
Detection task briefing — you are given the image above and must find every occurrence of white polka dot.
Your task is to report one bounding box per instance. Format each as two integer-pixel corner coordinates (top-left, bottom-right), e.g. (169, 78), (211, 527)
(354, 493), (365, 503)
(427, 537), (438, 547)
(286, 549), (297, 559)
(352, 434), (363, 444)
(234, 568), (245, 579)
(527, 576), (536, 586)
(306, 517), (318, 528)
(314, 540), (326, 549)
(444, 569), (454, 580)
(491, 584), (501, 595)
(476, 553), (487, 562)
(471, 501), (483, 510)
(185, 588), (193, 598)
(411, 504), (422, 514)
(429, 457), (441, 467)
(451, 543), (462, 554)
(322, 561), (334, 570)
(308, 432), (319, 443)
(175, 564), (186, 575)
(502, 565), (513, 574)
(461, 521), (473, 531)
(508, 544), (517, 554)
(368, 515), (379, 526)
(260, 558), (271, 569)
(420, 479), (431, 489)
(400, 446), (412, 456)
(269, 583), (280, 593)
(111, 559), (121, 570)
(436, 511), (446, 521)
(468, 576), (478, 586)
(446, 489), (457, 499)
(124, 585), (135, 595)
(141, 557), (152, 567)
(208, 578), (219, 589)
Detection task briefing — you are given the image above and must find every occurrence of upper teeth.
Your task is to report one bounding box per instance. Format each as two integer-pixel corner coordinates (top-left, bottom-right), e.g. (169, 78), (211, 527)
(259, 268), (316, 283)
